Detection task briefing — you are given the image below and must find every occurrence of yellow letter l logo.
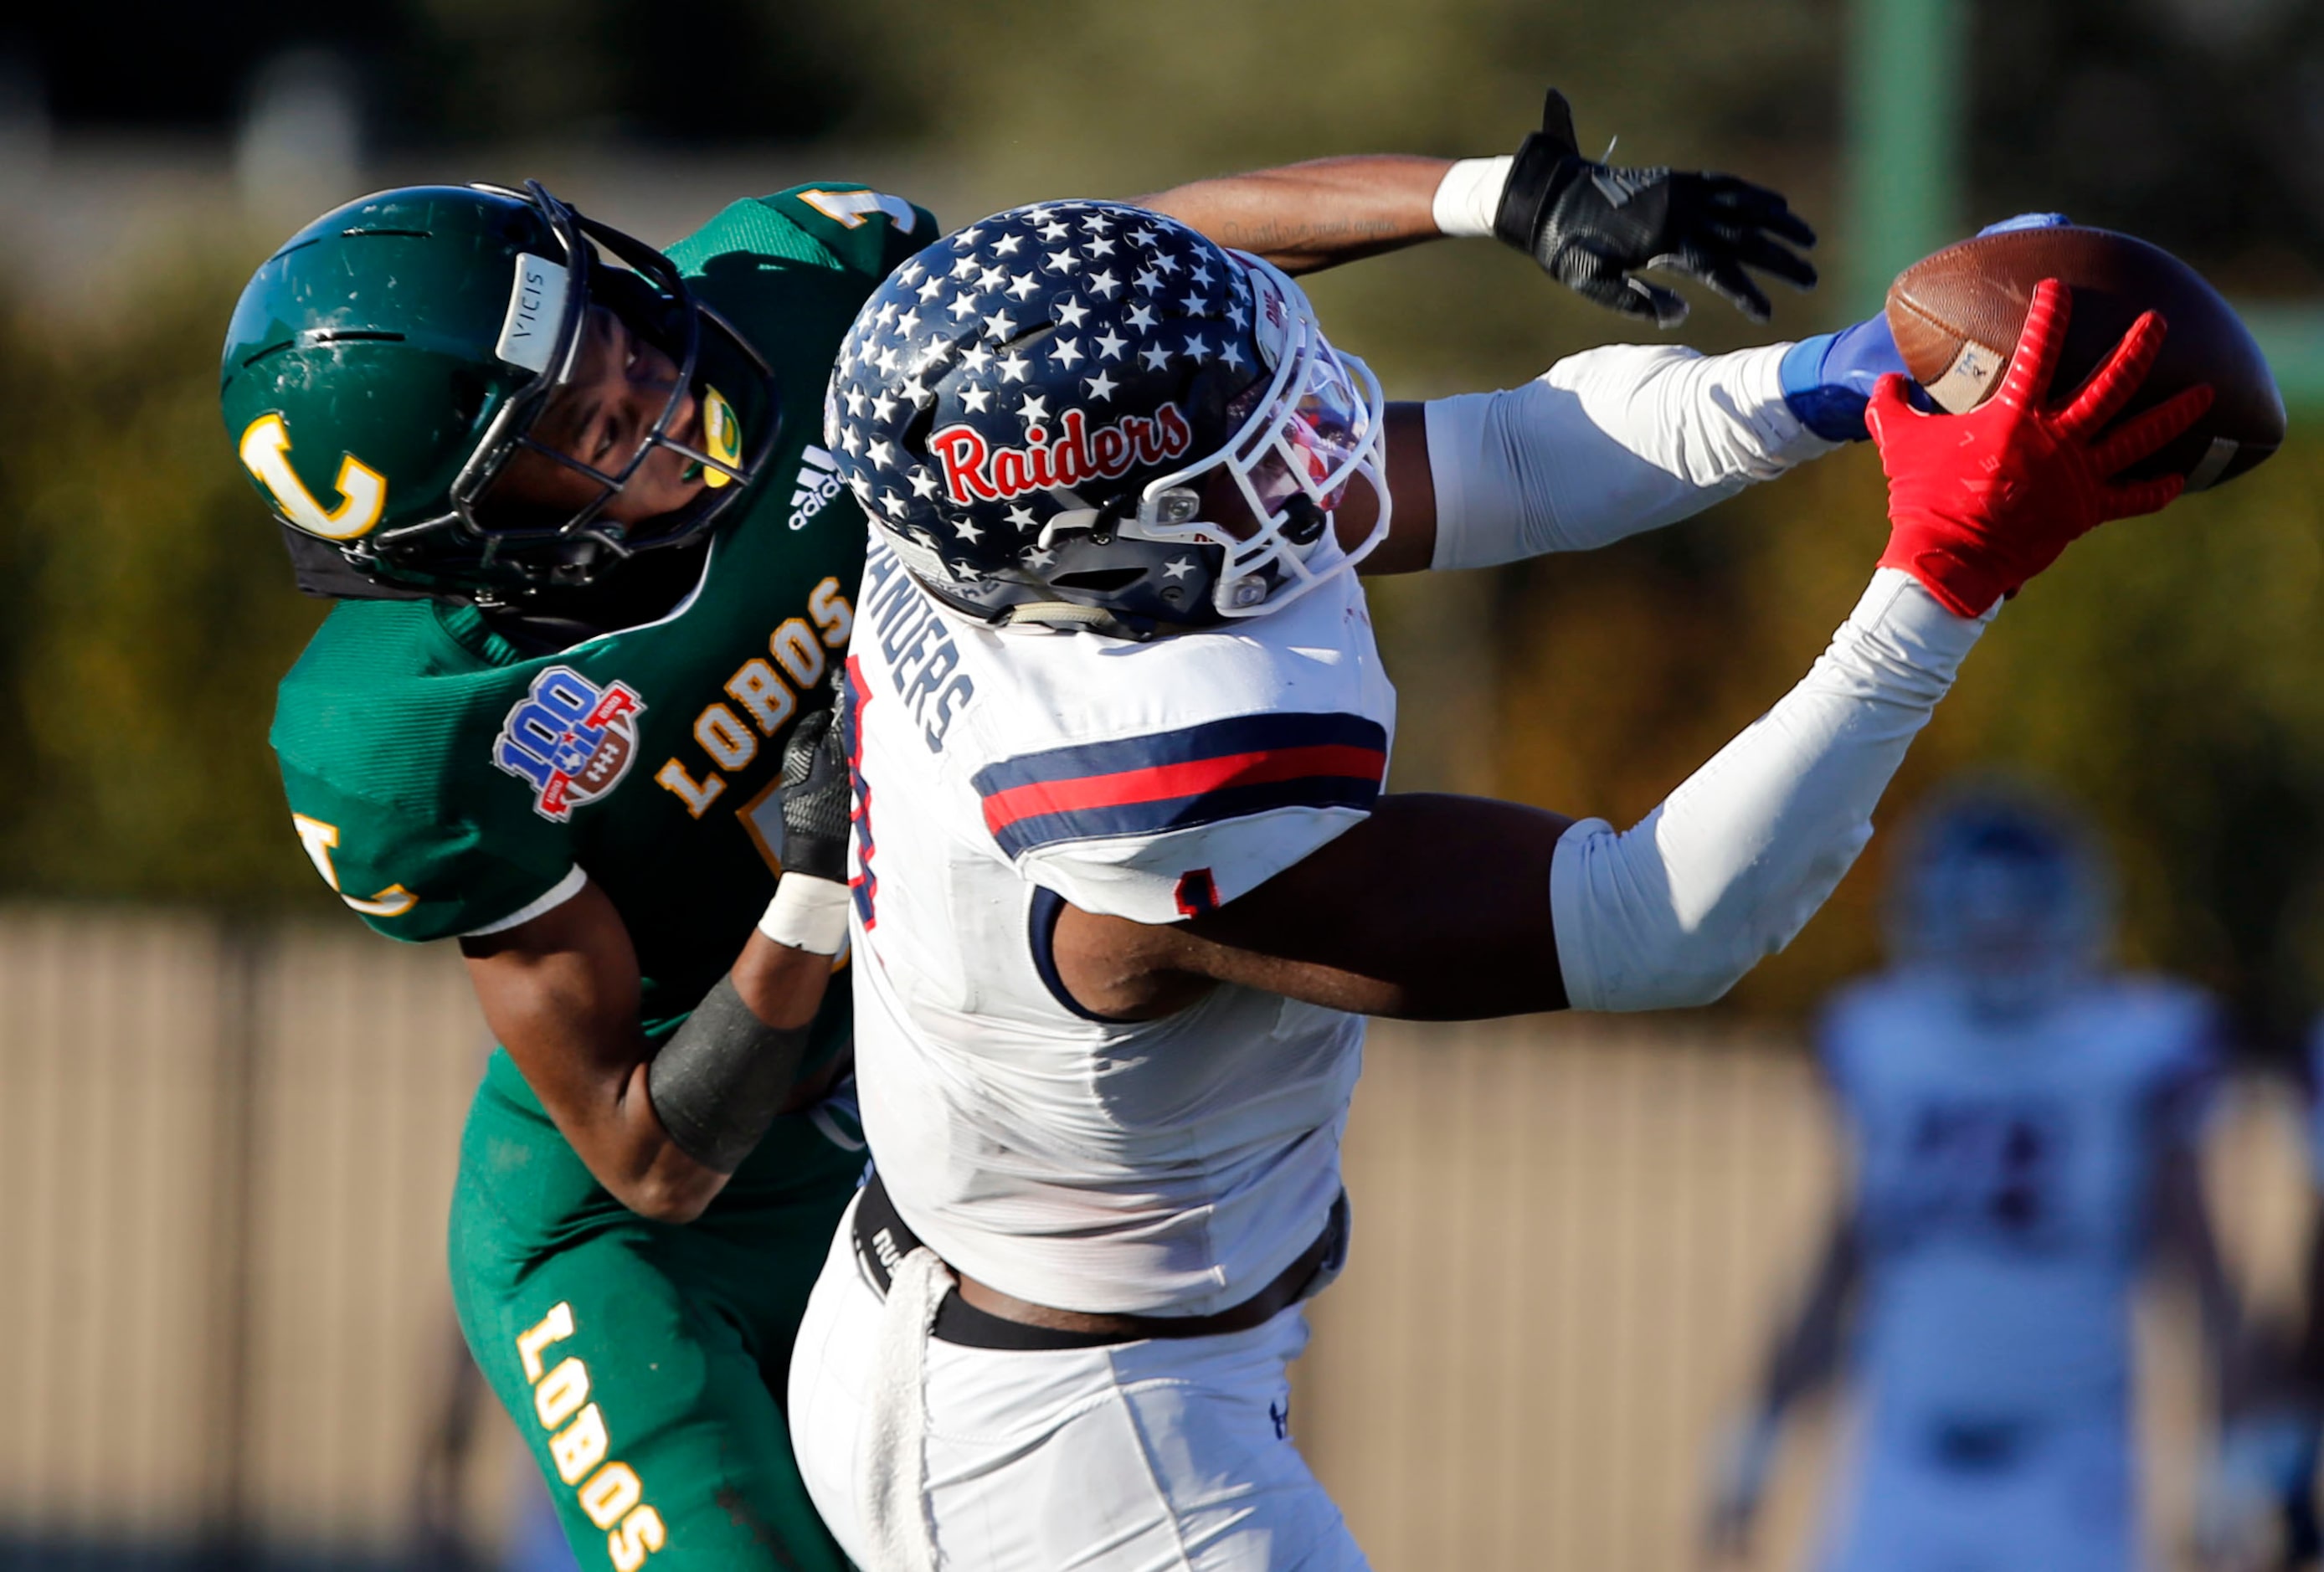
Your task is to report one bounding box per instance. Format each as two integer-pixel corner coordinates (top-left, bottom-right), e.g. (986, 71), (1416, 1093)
(239, 414), (388, 540)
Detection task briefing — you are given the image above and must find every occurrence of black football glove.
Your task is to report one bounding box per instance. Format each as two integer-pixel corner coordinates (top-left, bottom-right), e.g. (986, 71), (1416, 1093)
(1494, 89), (1818, 326)
(774, 684), (851, 884)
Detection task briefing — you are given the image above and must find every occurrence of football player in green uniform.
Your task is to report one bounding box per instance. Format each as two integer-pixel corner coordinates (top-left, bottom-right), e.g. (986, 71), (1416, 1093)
(220, 92), (1818, 1572)
(235, 180), (907, 1572)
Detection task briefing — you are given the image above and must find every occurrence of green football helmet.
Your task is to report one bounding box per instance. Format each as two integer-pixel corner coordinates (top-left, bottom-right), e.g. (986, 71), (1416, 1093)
(220, 181), (779, 598)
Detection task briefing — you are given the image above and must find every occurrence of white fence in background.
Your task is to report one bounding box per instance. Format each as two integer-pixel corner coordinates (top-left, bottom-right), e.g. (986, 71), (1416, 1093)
(0, 907), (2307, 1569)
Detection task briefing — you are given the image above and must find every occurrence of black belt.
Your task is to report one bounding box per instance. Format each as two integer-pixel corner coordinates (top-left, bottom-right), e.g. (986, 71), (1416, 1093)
(851, 1170), (1347, 1352)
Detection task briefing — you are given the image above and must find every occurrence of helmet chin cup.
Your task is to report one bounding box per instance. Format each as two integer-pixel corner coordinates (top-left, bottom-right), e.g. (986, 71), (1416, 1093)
(1149, 489), (1201, 527)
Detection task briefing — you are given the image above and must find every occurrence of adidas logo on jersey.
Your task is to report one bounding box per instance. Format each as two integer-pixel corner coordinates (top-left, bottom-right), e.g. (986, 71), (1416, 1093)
(789, 445), (844, 531)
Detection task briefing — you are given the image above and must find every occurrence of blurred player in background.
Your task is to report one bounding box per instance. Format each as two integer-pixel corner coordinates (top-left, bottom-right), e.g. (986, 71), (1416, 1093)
(1706, 785), (2239, 1572)
(224, 90), (1823, 1572)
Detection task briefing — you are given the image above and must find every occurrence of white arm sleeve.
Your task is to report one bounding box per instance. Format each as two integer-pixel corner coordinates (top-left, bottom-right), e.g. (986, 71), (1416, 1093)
(1426, 342), (1840, 570)
(1550, 569), (1993, 1012)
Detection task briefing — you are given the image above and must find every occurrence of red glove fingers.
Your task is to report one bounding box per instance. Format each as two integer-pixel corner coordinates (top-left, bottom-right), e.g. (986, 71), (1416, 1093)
(1993, 274), (2078, 418)
(2049, 299), (2162, 435)
(2054, 298), (2213, 519)
(2091, 385), (2212, 519)
(1865, 278), (2214, 618)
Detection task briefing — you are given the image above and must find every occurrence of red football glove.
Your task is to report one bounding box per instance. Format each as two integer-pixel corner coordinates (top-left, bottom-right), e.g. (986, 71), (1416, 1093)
(1864, 278), (2214, 617)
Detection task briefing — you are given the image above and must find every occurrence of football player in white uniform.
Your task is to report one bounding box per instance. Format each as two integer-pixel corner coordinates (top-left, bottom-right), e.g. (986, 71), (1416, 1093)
(1704, 789), (2237, 1572)
(784, 130), (2214, 1566)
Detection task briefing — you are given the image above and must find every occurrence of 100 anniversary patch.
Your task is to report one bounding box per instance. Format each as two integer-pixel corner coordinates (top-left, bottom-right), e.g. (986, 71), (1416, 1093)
(493, 666), (647, 822)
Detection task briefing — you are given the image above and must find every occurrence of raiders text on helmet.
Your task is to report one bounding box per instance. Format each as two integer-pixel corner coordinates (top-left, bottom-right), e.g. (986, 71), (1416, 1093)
(823, 201), (1387, 637)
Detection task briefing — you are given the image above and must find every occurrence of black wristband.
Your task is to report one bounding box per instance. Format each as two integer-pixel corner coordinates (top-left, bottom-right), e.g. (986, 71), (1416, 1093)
(1493, 133), (1577, 254)
(645, 974), (810, 1175)
(1493, 88), (1583, 253)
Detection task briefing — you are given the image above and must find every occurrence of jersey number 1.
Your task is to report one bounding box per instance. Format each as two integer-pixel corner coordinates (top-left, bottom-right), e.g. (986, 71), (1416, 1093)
(291, 814), (418, 918)
(796, 188), (918, 234)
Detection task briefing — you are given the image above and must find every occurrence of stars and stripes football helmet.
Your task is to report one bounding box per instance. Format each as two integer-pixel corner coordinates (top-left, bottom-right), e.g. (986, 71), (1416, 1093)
(825, 201), (1386, 637)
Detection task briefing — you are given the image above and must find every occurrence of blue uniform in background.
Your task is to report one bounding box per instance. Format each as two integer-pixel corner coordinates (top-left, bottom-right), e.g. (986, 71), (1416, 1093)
(2306, 1024), (2324, 1184)
(1814, 969), (2219, 1572)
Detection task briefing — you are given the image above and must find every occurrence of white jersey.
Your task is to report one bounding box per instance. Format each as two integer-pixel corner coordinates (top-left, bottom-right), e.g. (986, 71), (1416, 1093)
(1823, 971), (2219, 1433)
(842, 536), (1396, 1316)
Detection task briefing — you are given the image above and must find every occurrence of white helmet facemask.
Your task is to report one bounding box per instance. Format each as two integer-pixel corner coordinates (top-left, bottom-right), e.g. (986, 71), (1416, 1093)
(1115, 254), (1389, 618)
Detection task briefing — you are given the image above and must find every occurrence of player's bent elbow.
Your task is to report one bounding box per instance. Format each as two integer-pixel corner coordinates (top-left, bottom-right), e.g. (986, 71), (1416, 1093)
(1551, 819), (1802, 1013)
(1575, 951), (1751, 1015)
(602, 1148), (726, 1225)
(1648, 959), (1750, 1013)
(616, 1174), (714, 1225)
(1554, 896), (1771, 1014)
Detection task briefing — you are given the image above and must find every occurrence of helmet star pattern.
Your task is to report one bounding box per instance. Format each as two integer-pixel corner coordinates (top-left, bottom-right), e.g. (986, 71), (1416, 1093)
(825, 200), (1389, 637)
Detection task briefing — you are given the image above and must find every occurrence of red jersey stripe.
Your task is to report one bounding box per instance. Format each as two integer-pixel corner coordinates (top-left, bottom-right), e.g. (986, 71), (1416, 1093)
(980, 742), (1386, 835)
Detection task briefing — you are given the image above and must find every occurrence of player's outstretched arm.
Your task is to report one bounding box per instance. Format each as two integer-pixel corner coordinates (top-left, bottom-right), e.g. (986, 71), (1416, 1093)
(1333, 321), (1876, 579)
(1138, 87), (1813, 322)
(1706, 1211), (1860, 1559)
(459, 705), (854, 1224)
(1345, 218), (2075, 579)
(2147, 1056), (2241, 1390)
(1137, 155), (1450, 275)
(1058, 284), (2209, 1020)
(1344, 337), (1843, 580)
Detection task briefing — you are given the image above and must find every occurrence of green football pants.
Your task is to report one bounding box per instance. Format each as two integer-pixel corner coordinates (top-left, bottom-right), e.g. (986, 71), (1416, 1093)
(450, 1051), (863, 1572)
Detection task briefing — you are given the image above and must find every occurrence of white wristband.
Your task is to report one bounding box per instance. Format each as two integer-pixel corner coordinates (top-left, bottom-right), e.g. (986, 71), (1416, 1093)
(758, 874), (851, 956)
(1432, 155), (1514, 239)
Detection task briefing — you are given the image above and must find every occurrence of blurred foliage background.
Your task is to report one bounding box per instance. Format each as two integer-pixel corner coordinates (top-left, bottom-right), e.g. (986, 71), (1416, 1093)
(3, 0), (2322, 1034)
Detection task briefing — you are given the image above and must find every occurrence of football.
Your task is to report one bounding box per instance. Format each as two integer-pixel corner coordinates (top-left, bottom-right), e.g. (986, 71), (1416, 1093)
(1886, 226), (2285, 489)
(574, 726), (635, 796)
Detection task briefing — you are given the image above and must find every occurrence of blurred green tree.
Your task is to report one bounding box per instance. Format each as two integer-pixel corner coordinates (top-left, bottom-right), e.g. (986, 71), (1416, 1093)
(5, 0), (2321, 1037)
(0, 259), (328, 909)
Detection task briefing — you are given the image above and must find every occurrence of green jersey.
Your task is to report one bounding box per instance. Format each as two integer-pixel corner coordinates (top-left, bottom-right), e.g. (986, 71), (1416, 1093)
(270, 183), (933, 1036)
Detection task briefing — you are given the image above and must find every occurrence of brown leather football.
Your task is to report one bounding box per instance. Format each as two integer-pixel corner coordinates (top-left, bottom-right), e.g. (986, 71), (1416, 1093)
(1886, 226), (2285, 489)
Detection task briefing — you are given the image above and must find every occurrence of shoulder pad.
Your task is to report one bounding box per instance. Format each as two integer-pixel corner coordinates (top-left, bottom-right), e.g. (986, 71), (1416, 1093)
(670, 185), (937, 282)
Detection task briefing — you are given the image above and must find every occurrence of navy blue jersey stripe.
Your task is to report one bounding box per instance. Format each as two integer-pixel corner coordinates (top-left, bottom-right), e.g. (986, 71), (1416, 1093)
(993, 772), (1381, 858)
(1026, 886), (1115, 1021)
(970, 711), (1387, 798)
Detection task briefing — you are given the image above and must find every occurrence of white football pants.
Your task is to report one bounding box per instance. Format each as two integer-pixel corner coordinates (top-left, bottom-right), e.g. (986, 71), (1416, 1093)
(789, 1192), (1370, 1572)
